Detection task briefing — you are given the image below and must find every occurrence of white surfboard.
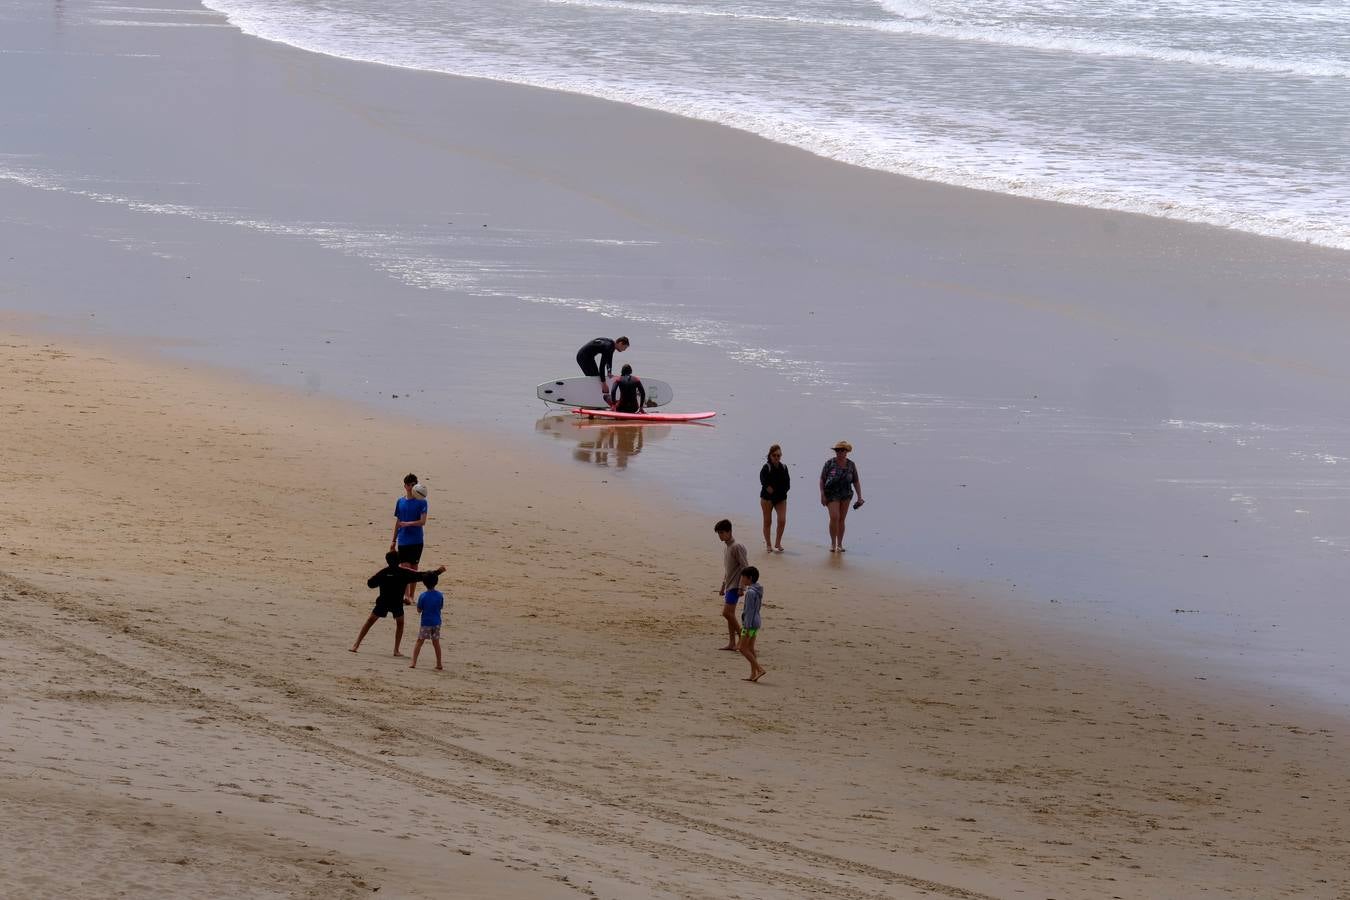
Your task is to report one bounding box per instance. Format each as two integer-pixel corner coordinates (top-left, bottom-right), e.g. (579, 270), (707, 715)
(536, 376), (674, 409)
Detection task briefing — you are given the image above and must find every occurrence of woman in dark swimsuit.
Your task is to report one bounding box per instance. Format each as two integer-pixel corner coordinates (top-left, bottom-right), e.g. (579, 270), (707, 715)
(819, 440), (863, 552)
(759, 444), (790, 553)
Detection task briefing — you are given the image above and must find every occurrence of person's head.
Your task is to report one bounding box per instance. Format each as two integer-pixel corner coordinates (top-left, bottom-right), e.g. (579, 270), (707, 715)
(767, 443), (782, 465)
(740, 566), (759, 588)
(424, 572), (440, 590)
(714, 518), (733, 542)
(620, 364), (633, 377)
(385, 551), (400, 566)
(615, 336), (630, 352)
(404, 473), (418, 494)
(832, 440), (852, 458)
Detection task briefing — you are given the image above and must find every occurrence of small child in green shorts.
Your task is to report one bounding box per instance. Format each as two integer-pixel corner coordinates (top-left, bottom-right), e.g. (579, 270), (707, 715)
(738, 566), (766, 682)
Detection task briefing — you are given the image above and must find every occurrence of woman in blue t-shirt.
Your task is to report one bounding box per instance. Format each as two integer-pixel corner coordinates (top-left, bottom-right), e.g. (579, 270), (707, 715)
(759, 444), (790, 553)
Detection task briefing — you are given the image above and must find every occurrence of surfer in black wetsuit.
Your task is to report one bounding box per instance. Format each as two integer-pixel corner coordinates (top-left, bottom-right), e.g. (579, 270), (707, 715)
(609, 364), (647, 413)
(576, 336), (630, 403)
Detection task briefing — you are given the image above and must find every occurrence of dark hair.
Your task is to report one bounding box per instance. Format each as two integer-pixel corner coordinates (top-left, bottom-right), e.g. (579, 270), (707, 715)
(714, 518), (733, 533)
(385, 551), (400, 565)
(741, 566), (759, 584)
(616, 336), (630, 346)
(424, 572), (440, 590)
(767, 443), (782, 464)
(404, 473), (418, 485)
(621, 364), (633, 376)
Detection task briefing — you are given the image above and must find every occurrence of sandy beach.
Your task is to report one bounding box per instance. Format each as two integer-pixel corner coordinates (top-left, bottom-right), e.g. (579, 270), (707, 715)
(3, 330), (1350, 898)
(5, 0), (1350, 896)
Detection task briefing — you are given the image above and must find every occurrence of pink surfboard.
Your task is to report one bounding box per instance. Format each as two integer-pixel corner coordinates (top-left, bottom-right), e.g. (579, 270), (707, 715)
(570, 408), (715, 423)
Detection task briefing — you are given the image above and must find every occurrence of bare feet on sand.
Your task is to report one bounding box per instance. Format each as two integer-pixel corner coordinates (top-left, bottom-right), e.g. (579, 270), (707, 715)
(393, 652), (405, 658)
(750, 669), (767, 682)
(720, 644), (738, 651)
(348, 646), (359, 653)
(434, 665), (444, 671)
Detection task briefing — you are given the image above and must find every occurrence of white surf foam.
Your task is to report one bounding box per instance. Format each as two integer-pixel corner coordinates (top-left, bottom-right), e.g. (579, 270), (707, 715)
(197, 0), (1350, 252)
(552, 0), (1350, 78)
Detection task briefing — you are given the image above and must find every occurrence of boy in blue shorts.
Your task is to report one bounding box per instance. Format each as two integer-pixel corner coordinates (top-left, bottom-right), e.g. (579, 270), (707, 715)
(715, 519), (748, 651)
(408, 573), (445, 670)
(738, 566), (766, 682)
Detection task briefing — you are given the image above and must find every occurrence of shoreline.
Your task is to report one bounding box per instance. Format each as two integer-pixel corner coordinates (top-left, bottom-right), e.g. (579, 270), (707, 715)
(198, 0), (1350, 253)
(6, 0), (1350, 704)
(3, 325), (1350, 897)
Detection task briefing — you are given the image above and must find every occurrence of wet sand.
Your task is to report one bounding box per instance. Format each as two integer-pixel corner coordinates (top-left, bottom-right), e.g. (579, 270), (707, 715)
(3, 329), (1350, 898)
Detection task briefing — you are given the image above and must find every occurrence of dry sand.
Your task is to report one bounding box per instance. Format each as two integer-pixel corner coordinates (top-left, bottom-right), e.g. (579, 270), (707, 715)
(2, 328), (1349, 899)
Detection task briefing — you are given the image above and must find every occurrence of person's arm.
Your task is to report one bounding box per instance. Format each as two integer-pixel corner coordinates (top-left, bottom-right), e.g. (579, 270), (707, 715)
(413, 565), (449, 584)
(635, 379), (647, 412)
(851, 461), (864, 505)
(600, 342), (615, 380)
(733, 543), (749, 574)
(368, 569), (384, 589)
(783, 465), (791, 494)
(820, 461), (830, 505)
(402, 509), (429, 529)
(760, 463), (773, 495)
(743, 588), (762, 629)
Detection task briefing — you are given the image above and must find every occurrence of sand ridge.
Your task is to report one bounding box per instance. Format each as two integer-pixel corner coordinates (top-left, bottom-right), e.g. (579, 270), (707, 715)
(2, 332), (1350, 898)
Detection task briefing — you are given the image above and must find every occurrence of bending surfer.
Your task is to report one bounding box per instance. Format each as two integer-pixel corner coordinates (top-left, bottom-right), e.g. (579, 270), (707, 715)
(576, 336), (629, 405)
(609, 364), (647, 413)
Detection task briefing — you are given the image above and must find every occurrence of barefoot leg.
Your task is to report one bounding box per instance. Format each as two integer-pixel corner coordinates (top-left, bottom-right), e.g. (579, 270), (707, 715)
(350, 614), (378, 652)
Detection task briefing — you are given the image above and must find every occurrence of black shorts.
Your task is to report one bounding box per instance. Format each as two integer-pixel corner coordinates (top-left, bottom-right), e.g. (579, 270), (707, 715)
(396, 543), (423, 566)
(371, 599), (405, 619)
(576, 351), (601, 377)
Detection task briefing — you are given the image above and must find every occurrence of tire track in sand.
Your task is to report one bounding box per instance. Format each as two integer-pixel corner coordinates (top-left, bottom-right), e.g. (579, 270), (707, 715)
(1, 572), (999, 900)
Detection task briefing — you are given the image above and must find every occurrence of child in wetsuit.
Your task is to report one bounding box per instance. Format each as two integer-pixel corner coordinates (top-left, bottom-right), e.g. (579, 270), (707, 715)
(609, 364), (647, 413)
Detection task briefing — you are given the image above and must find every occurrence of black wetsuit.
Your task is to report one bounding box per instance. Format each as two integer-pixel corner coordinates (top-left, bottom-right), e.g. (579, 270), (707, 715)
(366, 565), (437, 618)
(611, 374), (647, 413)
(576, 337), (617, 380)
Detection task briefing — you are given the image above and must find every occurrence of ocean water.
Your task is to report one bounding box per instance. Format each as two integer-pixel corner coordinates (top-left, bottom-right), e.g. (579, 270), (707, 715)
(196, 0), (1350, 249)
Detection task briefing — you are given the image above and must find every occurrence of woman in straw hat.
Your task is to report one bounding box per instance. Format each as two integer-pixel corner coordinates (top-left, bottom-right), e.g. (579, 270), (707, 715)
(819, 441), (863, 552)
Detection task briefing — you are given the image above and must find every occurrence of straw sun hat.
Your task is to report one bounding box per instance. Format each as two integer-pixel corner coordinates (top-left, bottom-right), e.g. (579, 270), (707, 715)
(832, 440), (853, 452)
